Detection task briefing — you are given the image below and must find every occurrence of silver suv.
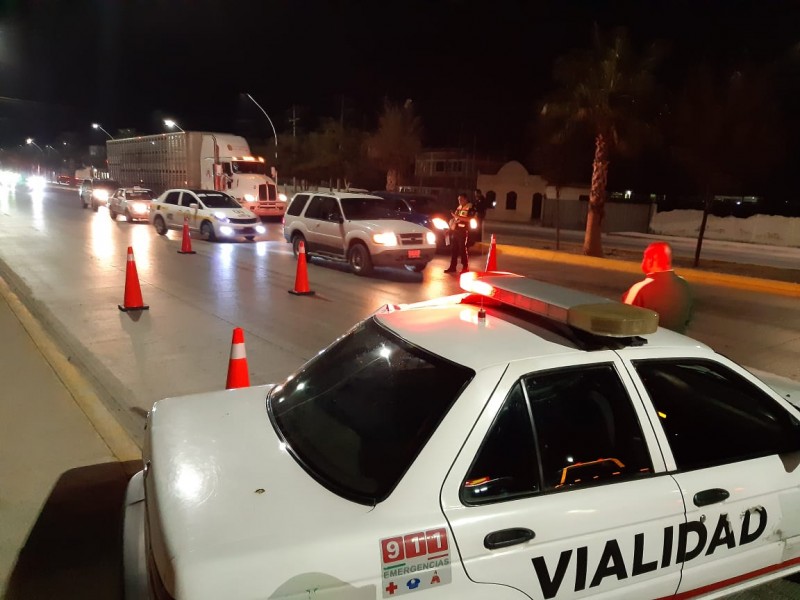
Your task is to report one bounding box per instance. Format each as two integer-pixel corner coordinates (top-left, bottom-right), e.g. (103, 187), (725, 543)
(283, 191), (437, 275)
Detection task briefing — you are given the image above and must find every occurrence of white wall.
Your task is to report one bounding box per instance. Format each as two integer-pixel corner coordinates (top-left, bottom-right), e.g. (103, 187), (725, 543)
(651, 209), (800, 248)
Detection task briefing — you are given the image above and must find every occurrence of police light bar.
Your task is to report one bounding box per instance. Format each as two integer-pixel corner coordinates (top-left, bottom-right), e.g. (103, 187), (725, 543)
(460, 272), (659, 337)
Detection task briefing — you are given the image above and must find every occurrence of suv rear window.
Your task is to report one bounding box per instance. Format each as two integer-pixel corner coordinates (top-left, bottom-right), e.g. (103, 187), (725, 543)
(287, 194), (310, 216)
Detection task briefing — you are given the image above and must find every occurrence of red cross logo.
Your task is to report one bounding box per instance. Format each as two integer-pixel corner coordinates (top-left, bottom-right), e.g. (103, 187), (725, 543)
(385, 581), (398, 595)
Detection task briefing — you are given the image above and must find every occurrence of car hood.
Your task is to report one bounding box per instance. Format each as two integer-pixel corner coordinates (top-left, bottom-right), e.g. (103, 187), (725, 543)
(145, 385), (370, 597)
(205, 206), (255, 219)
(349, 218), (431, 234)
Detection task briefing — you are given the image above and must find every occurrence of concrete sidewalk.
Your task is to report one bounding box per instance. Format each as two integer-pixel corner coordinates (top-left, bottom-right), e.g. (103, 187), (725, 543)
(0, 276), (140, 599)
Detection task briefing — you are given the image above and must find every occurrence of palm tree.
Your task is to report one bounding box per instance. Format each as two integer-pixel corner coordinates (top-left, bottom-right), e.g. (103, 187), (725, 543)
(367, 99), (423, 192)
(541, 27), (663, 256)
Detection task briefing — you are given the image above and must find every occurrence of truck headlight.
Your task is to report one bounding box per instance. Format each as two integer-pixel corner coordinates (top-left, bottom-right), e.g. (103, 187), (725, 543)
(372, 232), (398, 246)
(470, 218), (478, 230)
(214, 212), (229, 223)
(256, 225), (266, 234)
(244, 194), (256, 202)
(131, 202), (149, 214)
(279, 193), (288, 202)
(426, 231), (436, 245)
(94, 189), (109, 201)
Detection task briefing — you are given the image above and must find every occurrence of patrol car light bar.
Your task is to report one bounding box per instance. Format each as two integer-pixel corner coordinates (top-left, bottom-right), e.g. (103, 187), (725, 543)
(459, 272), (659, 337)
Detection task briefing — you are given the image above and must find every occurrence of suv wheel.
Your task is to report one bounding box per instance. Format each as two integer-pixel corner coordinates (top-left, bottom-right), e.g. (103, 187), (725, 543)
(348, 243), (373, 276)
(291, 233), (307, 257)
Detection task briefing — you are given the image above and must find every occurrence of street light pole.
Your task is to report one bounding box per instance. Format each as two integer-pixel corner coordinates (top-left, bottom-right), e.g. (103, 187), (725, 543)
(91, 123), (114, 140)
(245, 93), (278, 161)
(163, 119), (185, 133)
(26, 138), (44, 153)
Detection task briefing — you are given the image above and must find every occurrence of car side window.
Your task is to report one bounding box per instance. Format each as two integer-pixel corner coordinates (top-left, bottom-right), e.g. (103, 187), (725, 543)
(163, 191), (180, 205)
(462, 364), (653, 505)
(304, 196), (336, 220)
(287, 194), (310, 216)
(462, 383), (540, 505)
(320, 197), (341, 221)
(525, 365), (653, 491)
(180, 193), (199, 208)
(633, 358), (800, 471)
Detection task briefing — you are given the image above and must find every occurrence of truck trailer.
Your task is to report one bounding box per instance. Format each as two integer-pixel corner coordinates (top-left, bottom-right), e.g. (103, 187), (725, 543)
(106, 131), (285, 218)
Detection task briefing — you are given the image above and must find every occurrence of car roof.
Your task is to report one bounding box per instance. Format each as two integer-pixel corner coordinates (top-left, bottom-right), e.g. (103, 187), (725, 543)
(373, 273), (709, 371)
(293, 190), (383, 200)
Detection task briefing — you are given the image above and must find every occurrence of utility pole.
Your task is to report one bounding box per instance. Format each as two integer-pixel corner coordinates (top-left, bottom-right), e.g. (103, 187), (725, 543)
(289, 105), (299, 139)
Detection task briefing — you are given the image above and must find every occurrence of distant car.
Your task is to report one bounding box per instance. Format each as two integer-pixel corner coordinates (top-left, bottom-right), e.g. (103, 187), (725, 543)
(79, 178), (121, 211)
(283, 190), (437, 275)
(149, 188), (266, 242)
(371, 190), (477, 253)
(108, 187), (155, 222)
(123, 270), (800, 600)
(57, 175), (75, 186)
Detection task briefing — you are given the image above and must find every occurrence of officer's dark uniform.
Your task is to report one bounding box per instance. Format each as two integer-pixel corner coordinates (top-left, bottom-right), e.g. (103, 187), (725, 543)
(445, 199), (475, 273)
(622, 270), (693, 333)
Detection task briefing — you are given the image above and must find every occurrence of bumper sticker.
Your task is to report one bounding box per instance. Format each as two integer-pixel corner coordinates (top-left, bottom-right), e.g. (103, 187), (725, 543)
(380, 528), (452, 596)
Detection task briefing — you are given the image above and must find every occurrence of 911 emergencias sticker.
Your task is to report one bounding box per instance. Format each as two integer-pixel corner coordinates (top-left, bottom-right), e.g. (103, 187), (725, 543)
(380, 528), (452, 597)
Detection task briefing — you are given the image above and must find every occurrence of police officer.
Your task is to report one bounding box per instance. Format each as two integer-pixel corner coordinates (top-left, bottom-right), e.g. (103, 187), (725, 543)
(445, 193), (476, 273)
(622, 241), (693, 333)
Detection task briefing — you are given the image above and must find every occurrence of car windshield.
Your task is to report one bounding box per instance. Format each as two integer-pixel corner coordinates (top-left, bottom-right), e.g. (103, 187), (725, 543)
(404, 196), (446, 215)
(127, 191), (153, 200)
(268, 318), (474, 505)
(231, 160), (267, 175)
(340, 197), (406, 220)
(195, 192), (240, 208)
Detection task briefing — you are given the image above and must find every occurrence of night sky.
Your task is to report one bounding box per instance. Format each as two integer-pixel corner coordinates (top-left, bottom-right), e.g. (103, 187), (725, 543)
(1, 0), (798, 161)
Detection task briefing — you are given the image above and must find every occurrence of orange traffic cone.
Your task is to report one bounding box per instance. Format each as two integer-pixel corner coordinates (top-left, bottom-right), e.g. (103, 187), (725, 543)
(178, 217), (196, 254)
(226, 327), (250, 389)
(118, 246), (149, 312)
(288, 240), (315, 296)
(485, 234), (498, 272)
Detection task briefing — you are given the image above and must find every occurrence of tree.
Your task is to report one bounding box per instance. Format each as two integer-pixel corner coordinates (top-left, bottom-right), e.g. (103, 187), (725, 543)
(366, 99), (423, 191)
(530, 121), (592, 250)
(670, 63), (784, 266)
(541, 27), (664, 256)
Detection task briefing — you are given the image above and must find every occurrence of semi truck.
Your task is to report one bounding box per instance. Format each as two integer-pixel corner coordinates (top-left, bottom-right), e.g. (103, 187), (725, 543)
(106, 131), (285, 218)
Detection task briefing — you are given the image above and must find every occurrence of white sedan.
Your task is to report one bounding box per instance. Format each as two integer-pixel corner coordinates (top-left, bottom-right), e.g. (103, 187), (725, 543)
(150, 188), (266, 242)
(123, 272), (800, 600)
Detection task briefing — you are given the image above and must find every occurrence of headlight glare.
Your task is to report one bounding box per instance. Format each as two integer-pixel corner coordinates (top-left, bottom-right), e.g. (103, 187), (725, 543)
(426, 231), (437, 245)
(372, 232), (398, 246)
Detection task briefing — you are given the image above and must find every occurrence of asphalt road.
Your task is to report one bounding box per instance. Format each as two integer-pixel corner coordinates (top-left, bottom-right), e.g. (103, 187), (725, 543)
(1, 183), (799, 599)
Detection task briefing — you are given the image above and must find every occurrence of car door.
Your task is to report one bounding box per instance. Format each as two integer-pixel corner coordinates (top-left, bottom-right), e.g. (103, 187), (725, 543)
(303, 195), (345, 255)
(442, 353), (684, 600)
(155, 190), (182, 229)
(179, 191), (202, 232)
(622, 350), (800, 595)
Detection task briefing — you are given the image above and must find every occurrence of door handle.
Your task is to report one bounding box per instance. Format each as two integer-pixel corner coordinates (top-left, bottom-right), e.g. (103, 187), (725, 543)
(484, 528), (535, 550)
(693, 488), (730, 507)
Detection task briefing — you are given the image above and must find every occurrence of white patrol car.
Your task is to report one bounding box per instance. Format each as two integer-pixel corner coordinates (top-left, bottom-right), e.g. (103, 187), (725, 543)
(150, 189), (266, 242)
(282, 190), (437, 275)
(123, 272), (800, 600)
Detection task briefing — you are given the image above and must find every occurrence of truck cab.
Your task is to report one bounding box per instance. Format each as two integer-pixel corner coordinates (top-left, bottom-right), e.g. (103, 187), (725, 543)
(199, 135), (284, 220)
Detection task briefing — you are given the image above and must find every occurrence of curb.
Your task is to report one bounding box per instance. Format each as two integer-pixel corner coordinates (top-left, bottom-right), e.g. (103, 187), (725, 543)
(0, 275), (142, 464)
(479, 243), (800, 298)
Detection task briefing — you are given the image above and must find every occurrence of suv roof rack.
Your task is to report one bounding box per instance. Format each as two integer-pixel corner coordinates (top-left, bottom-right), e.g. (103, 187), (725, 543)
(459, 272), (658, 340)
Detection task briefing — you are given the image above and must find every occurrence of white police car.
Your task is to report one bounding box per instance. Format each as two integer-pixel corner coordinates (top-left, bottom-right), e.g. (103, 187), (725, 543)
(150, 188), (266, 242)
(123, 272), (800, 599)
